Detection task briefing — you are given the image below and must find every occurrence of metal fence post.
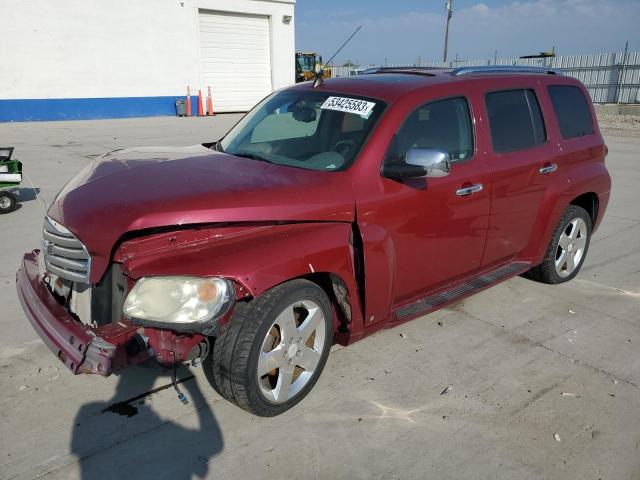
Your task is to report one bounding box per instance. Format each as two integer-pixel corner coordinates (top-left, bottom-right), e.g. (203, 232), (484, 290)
(616, 41), (629, 105)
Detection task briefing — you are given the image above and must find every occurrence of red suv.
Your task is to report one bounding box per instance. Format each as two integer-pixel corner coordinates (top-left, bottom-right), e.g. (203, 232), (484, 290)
(17, 66), (610, 416)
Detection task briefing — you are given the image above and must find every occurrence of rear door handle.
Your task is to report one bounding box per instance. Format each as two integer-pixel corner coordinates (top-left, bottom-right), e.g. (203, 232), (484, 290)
(539, 163), (558, 174)
(456, 183), (483, 196)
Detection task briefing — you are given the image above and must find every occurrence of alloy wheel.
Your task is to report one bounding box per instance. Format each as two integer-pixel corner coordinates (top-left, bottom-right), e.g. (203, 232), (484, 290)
(257, 299), (326, 404)
(555, 217), (588, 278)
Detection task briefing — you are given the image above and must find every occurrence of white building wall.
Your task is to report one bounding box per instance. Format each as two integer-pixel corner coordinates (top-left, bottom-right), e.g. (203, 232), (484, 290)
(0, 0), (295, 119)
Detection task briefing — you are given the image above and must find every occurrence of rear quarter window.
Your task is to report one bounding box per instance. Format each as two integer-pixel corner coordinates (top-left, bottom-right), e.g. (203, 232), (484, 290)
(547, 85), (594, 139)
(485, 89), (546, 154)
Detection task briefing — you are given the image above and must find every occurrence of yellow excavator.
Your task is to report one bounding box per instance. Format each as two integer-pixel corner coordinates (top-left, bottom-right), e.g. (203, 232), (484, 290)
(295, 52), (332, 83)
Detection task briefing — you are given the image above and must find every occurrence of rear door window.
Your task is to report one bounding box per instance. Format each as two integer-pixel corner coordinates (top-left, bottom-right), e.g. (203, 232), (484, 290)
(548, 85), (594, 139)
(485, 89), (546, 153)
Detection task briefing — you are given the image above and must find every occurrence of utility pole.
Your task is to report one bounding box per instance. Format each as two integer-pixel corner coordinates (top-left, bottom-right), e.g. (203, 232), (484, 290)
(443, 0), (453, 63)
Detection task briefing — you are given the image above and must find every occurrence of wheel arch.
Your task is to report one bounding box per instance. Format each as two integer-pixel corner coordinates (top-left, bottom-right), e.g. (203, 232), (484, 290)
(569, 191), (599, 225)
(231, 271), (355, 346)
(524, 162), (609, 266)
(279, 272), (354, 346)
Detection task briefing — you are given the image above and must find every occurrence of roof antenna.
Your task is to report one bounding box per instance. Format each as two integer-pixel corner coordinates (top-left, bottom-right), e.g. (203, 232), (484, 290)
(313, 25), (362, 88)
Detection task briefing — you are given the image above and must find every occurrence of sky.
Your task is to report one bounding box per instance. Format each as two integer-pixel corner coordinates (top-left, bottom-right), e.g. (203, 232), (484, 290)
(294, 0), (640, 66)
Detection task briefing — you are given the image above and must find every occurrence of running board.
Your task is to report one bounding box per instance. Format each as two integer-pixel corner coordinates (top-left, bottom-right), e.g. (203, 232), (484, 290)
(395, 262), (530, 320)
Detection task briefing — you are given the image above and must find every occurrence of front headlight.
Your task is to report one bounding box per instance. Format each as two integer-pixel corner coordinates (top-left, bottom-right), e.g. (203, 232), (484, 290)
(123, 276), (234, 332)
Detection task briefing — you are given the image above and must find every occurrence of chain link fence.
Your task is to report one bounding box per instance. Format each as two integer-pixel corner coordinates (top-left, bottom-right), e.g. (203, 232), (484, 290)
(331, 50), (640, 104)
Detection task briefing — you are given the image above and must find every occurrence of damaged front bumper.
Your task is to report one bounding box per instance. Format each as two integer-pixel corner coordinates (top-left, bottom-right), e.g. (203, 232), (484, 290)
(16, 251), (143, 376)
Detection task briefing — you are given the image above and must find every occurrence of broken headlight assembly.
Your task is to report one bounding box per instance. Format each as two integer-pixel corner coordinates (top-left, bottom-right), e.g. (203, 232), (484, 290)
(123, 276), (235, 333)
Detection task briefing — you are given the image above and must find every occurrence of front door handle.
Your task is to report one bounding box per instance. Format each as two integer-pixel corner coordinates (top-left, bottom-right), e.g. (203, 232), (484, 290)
(539, 163), (558, 174)
(456, 183), (483, 196)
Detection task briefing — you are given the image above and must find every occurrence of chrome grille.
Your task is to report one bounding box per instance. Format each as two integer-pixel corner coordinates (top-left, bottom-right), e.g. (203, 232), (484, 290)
(42, 216), (91, 283)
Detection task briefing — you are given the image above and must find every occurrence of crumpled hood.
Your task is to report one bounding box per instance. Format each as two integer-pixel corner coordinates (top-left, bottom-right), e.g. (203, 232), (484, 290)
(47, 145), (355, 282)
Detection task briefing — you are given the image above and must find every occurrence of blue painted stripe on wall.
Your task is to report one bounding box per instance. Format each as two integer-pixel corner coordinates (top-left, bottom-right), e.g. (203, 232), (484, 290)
(0, 96), (198, 122)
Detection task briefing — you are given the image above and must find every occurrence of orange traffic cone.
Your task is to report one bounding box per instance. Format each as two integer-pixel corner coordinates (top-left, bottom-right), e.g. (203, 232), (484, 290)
(207, 86), (214, 116)
(197, 89), (204, 117)
(185, 86), (192, 117)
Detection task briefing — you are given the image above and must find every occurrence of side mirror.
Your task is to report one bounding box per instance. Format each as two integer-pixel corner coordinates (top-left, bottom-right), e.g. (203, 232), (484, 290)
(381, 148), (451, 180)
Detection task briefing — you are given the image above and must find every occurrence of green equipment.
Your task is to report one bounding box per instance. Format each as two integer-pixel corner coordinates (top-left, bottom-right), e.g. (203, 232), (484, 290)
(0, 147), (22, 214)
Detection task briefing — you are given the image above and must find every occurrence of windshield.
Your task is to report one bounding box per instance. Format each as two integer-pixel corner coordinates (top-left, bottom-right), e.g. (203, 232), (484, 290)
(219, 90), (386, 172)
(297, 55), (314, 72)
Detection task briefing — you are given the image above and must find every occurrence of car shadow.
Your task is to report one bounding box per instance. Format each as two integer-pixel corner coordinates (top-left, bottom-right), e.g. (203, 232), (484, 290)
(70, 364), (223, 479)
(15, 187), (41, 202)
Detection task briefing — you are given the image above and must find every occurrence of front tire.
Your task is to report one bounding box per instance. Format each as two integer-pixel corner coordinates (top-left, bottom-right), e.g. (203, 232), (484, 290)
(527, 205), (592, 284)
(0, 192), (16, 214)
(204, 279), (333, 416)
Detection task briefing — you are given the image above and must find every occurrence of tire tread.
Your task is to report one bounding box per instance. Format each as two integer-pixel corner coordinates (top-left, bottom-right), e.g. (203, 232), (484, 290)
(204, 279), (332, 416)
(527, 204), (592, 284)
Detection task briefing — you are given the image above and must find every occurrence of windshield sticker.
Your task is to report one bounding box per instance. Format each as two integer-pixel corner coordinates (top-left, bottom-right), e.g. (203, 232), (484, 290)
(321, 96), (376, 118)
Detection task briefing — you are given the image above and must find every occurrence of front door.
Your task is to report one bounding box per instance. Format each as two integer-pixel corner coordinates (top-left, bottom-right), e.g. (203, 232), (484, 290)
(354, 95), (490, 326)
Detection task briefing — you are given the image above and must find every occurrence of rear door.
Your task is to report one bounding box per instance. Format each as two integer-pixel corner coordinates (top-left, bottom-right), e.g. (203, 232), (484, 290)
(479, 82), (561, 268)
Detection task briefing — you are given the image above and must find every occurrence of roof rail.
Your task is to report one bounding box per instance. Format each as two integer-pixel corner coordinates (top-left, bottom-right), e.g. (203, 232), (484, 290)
(363, 67), (441, 76)
(452, 65), (562, 76)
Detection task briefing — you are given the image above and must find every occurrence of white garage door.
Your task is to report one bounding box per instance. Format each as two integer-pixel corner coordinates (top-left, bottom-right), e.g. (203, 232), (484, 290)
(199, 10), (272, 112)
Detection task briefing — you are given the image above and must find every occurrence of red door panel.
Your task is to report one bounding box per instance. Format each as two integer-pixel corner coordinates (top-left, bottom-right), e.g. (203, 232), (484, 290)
(481, 143), (561, 267)
(350, 90), (490, 327)
(379, 158), (491, 306)
(479, 82), (562, 268)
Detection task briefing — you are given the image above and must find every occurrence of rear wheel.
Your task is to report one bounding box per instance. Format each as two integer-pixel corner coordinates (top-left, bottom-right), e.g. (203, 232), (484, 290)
(527, 205), (592, 284)
(0, 192), (16, 214)
(204, 279), (333, 416)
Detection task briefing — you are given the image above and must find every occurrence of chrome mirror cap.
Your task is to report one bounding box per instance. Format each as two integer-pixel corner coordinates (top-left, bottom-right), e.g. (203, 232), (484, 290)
(405, 148), (451, 178)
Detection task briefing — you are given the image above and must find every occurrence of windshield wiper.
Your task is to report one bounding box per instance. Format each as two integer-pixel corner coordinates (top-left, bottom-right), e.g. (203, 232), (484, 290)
(232, 152), (275, 164)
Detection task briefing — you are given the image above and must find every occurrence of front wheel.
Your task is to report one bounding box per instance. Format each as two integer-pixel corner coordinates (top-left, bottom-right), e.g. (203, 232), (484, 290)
(204, 279), (333, 416)
(527, 204), (592, 284)
(0, 191), (16, 214)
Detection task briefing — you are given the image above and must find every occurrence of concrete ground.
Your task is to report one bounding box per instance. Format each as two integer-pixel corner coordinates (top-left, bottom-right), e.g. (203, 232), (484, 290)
(0, 116), (639, 480)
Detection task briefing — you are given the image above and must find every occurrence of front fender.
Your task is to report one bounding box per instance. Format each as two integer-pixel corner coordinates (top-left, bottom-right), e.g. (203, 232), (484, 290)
(114, 222), (364, 337)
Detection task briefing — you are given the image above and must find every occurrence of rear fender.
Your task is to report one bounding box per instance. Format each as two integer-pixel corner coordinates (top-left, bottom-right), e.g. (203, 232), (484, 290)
(115, 222), (364, 340)
(523, 160), (611, 264)
(562, 160), (611, 232)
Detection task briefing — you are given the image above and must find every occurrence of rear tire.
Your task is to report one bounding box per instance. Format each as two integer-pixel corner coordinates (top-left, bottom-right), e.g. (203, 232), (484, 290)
(0, 192), (16, 214)
(527, 204), (592, 284)
(204, 279), (333, 416)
